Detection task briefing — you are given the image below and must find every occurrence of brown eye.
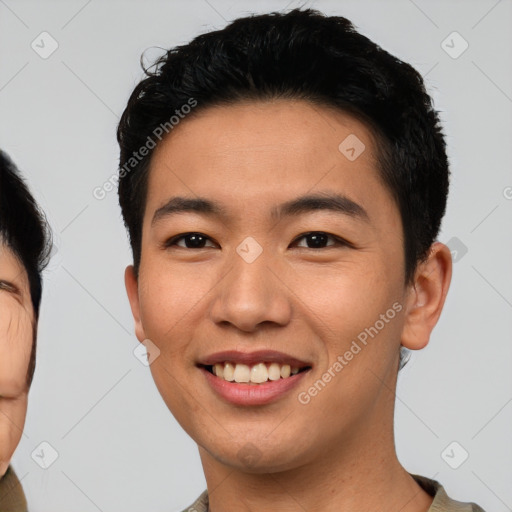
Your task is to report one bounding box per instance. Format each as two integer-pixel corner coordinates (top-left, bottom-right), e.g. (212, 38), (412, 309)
(292, 232), (346, 249)
(165, 233), (216, 249)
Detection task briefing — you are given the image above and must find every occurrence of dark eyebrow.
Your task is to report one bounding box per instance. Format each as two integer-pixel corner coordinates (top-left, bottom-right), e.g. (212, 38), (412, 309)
(271, 193), (369, 223)
(152, 197), (227, 225)
(151, 192), (369, 226)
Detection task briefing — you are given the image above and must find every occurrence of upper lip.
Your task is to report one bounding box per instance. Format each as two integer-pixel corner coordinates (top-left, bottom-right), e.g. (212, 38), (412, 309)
(198, 350), (311, 368)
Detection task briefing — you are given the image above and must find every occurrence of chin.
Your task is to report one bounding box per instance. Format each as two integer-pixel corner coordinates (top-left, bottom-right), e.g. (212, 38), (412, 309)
(201, 437), (311, 474)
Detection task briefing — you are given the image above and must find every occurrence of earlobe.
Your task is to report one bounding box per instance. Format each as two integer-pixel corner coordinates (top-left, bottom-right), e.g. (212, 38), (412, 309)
(401, 242), (452, 351)
(124, 265), (146, 343)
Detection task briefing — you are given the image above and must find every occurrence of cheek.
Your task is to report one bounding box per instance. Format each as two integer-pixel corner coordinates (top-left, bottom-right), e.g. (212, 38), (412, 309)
(302, 261), (398, 329)
(0, 306), (33, 395)
(137, 266), (209, 352)
(301, 262), (405, 391)
(138, 269), (207, 422)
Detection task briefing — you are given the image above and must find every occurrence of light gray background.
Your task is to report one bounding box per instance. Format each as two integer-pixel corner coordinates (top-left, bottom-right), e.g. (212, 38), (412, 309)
(1, 0), (511, 511)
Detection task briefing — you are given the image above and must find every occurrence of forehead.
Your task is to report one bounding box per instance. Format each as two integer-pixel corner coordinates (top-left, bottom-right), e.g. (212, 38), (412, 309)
(144, 99), (396, 227)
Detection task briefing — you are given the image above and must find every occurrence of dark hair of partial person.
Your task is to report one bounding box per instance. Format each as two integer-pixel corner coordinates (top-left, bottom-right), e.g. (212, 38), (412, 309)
(0, 150), (52, 385)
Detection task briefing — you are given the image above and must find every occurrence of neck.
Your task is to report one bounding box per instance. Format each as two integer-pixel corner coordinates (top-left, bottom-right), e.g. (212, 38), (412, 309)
(199, 421), (433, 512)
(198, 373), (434, 512)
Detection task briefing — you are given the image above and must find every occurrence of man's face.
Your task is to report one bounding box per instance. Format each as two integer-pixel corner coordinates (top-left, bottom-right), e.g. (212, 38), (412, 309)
(126, 99), (412, 471)
(0, 243), (34, 475)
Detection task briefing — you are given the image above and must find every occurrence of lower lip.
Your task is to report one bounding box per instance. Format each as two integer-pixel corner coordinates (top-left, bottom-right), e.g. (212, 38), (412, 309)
(200, 366), (310, 406)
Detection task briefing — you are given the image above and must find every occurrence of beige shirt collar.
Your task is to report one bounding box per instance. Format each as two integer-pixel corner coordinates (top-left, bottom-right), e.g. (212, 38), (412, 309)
(181, 474), (486, 512)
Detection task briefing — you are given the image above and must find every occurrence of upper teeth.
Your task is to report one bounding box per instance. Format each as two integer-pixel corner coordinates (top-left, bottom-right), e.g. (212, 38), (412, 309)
(212, 362), (301, 384)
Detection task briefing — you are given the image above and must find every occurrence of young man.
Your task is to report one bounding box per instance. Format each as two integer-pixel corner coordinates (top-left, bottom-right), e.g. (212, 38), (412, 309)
(0, 151), (51, 511)
(118, 9), (485, 512)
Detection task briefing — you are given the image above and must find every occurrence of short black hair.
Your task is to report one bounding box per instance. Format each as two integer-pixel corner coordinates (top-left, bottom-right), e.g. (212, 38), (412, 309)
(0, 150), (52, 386)
(117, 8), (449, 284)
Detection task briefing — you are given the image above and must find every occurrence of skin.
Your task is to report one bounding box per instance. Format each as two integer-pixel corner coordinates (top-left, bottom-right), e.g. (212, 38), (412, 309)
(125, 99), (452, 511)
(0, 243), (34, 478)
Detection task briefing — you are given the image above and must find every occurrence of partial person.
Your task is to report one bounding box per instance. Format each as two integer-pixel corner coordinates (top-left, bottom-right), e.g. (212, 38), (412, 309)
(0, 151), (51, 511)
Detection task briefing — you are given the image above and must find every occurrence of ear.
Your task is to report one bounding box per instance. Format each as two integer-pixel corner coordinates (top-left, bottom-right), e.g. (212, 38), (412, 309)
(401, 242), (452, 350)
(124, 265), (146, 343)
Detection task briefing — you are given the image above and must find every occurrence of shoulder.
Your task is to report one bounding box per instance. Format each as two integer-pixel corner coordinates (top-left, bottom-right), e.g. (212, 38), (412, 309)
(411, 473), (487, 512)
(178, 478), (489, 512)
(0, 466), (28, 512)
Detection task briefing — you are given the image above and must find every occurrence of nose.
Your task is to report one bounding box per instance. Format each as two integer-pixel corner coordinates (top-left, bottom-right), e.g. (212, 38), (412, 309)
(209, 249), (292, 333)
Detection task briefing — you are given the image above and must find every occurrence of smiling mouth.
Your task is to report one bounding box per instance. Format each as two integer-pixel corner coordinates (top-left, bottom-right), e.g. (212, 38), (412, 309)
(201, 362), (312, 385)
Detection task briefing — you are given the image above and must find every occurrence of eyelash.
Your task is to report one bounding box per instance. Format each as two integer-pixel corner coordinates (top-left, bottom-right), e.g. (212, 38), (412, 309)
(164, 232), (352, 250)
